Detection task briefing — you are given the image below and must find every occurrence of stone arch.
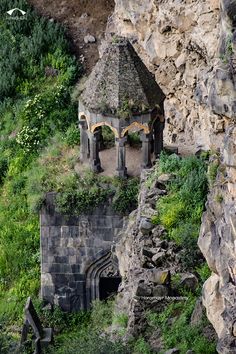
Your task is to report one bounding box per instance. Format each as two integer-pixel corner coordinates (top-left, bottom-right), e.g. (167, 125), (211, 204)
(79, 112), (90, 129)
(121, 121), (150, 137)
(85, 251), (120, 308)
(91, 122), (119, 138)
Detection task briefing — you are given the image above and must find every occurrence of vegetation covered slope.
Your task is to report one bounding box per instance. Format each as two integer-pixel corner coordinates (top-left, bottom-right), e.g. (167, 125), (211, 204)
(0, 0), (80, 329)
(0, 2), (139, 351)
(0, 1), (216, 353)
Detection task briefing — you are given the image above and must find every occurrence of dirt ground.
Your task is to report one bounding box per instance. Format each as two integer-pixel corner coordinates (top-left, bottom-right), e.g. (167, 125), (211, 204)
(29, 0), (114, 72)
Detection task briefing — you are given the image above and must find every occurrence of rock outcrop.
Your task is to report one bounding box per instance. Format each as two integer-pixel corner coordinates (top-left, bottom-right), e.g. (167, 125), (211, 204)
(107, 0), (236, 153)
(114, 169), (178, 344)
(108, 0), (236, 350)
(198, 125), (236, 353)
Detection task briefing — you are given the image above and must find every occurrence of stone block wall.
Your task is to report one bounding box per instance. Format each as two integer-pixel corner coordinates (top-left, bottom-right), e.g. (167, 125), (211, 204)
(40, 193), (124, 311)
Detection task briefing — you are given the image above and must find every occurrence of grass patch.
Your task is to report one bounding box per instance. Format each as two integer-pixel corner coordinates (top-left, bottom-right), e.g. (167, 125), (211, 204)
(150, 153), (208, 269)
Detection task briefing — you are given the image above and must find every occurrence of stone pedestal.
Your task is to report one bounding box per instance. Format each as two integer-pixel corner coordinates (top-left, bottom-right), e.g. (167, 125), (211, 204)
(141, 133), (152, 169)
(89, 131), (102, 173)
(79, 120), (89, 161)
(116, 137), (127, 178)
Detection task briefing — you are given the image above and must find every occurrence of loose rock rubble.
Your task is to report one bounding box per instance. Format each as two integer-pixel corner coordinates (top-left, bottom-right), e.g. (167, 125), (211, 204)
(113, 168), (201, 351)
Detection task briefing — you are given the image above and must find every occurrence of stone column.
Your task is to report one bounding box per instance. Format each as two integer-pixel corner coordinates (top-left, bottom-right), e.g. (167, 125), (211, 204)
(89, 131), (102, 173)
(97, 126), (105, 150)
(153, 118), (165, 158)
(116, 137), (127, 178)
(79, 120), (88, 162)
(141, 133), (152, 169)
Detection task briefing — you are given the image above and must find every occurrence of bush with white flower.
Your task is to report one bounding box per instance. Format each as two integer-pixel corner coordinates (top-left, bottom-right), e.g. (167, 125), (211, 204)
(16, 126), (40, 153)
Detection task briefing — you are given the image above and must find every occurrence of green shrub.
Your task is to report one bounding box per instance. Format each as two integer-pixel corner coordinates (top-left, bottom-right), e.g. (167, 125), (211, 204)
(113, 313), (129, 328)
(146, 294), (216, 354)
(56, 187), (111, 215)
(16, 125), (40, 152)
(102, 126), (115, 148)
(0, 0), (81, 330)
(196, 263), (212, 283)
(45, 299), (130, 354)
(158, 195), (186, 230)
(208, 160), (219, 186)
(150, 153), (208, 269)
(132, 338), (152, 354)
(64, 124), (80, 147)
(112, 177), (140, 213)
(0, 157), (8, 185)
(128, 132), (141, 146)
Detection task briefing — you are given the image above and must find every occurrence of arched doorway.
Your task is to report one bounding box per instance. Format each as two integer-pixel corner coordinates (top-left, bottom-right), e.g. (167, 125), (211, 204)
(96, 125), (117, 176)
(85, 252), (121, 308)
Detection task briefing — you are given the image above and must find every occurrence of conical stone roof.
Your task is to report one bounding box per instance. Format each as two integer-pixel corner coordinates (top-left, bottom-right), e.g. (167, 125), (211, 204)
(80, 37), (165, 118)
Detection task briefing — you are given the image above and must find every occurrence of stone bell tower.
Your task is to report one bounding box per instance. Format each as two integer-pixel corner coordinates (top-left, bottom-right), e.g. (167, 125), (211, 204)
(78, 37), (166, 177)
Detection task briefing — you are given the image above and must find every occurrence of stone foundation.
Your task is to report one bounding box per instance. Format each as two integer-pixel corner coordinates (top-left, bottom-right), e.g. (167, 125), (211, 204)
(40, 193), (124, 311)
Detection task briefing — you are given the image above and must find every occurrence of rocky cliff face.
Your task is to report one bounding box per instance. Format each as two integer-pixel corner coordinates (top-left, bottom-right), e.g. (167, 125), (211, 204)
(115, 170), (180, 344)
(198, 126), (236, 353)
(108, 0), (236, 153)
(108, 0), (236, 351)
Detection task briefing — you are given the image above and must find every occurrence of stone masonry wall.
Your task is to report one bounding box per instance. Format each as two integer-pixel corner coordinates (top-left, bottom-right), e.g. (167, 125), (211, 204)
(40, 193), (124, 312)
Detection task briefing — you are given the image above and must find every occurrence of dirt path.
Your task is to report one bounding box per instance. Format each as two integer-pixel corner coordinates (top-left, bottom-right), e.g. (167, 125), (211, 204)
(29, 0), (114, 72)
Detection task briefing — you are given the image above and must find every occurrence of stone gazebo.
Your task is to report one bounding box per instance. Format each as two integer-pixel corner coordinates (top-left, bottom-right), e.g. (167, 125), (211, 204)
(79, 37), (165, 177)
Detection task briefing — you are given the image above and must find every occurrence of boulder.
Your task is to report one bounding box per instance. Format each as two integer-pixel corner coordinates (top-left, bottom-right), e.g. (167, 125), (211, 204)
(140, 218), (154, 235)
(152, 251), (166, 265)
(149, 270), (171, 285)
(152, 225), (166, 238)
(136, 281), (152, 296)
(143, 248), (161, 258)
(158, 174), (173, 183)
(164, 349), (180, 354)
(153, 285), (169, 297)
(154, 239), (169, 249)
(84, 34), (96, 43)
(179, 273), (198, 291)
(190, 298), (204, 326)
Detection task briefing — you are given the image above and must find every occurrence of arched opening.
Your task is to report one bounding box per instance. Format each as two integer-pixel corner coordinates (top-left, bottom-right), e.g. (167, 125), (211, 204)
(85, 252), (121, 308)
(99, 277), (121, 301)
(125, 125), (143, 177)
(93, 124), (117, 177)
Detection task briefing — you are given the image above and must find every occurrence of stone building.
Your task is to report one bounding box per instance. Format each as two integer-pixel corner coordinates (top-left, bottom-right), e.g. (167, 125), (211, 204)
(41, 193), (124, 311)
(79, 37), (165, 177)
(40, 38), (166, 312)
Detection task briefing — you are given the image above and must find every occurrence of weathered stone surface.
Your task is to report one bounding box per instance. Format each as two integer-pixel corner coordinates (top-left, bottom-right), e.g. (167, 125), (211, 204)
(40, 193), (124, 311)
(114, 169), (180, 338)
(107, 0), (236, 153)
(152, 285), (168, 297)
(84, 34), (96, 43)
(140, 218), (154, 235)
(150, 270), (170, 285)
(135, 281), (152, 297)
(198, 125), (236, 351)
(179, 273), (198, 292)
(190, 298), (204, 326)
(164, 349), (180, 354)
(152, 251), (166, 265)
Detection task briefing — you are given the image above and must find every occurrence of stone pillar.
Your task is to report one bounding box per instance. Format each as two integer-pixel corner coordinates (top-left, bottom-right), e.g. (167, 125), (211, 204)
(89, 131), (102, 173)
(154, 118), (165, 158)
(97, 126), (105, 150)
(141, 133), (152, 169)
(79, 120), (88, 162)
(116, 137), (127, 178)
